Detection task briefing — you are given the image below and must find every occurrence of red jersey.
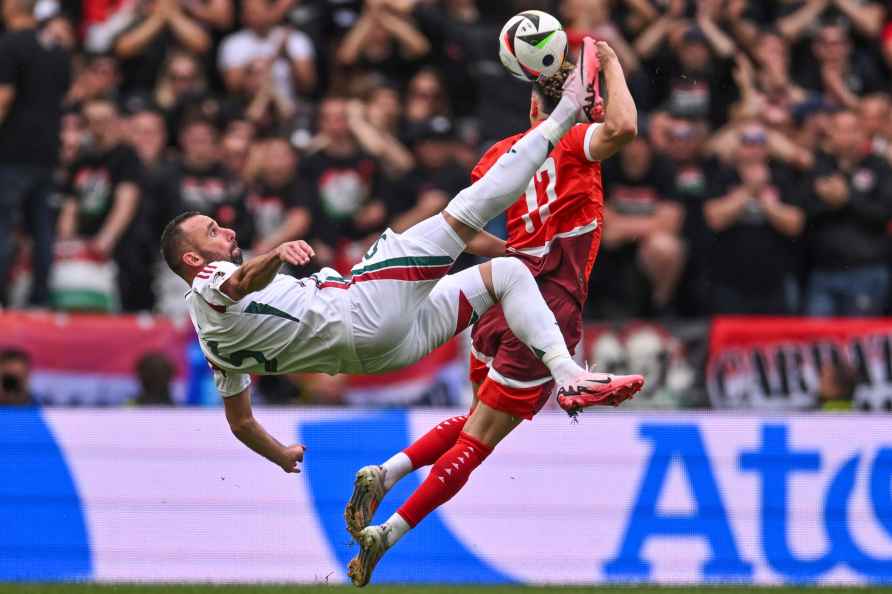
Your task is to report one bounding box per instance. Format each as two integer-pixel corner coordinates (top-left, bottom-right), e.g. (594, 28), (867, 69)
(471, 122), (604, 303)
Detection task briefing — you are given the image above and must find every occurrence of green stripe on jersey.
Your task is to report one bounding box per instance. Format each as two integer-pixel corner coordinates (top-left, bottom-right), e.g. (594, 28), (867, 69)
(244, 301), (300, 323)
(352, 255), (453, 276)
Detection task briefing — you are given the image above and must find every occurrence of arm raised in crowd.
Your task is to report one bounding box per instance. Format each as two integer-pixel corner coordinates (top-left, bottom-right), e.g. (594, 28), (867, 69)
(834, 0), (886, 39)
(634, 13), (675, 59)
(336, 8), (377, 66)
(378, 10), (430, 60)
(346, 100), (414, 176)
(634, 0), (686, 58)
(183, 0), (233, 30)
(115, 0), (209, 58)
(114, 8), (166, 58)
(778, 0), (829, 42)
(165, 0), (211, 54)
(696, 0), (736, 59)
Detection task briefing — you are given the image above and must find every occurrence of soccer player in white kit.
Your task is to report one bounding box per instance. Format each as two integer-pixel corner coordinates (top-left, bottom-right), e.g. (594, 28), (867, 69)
(160, 40), (636, 477)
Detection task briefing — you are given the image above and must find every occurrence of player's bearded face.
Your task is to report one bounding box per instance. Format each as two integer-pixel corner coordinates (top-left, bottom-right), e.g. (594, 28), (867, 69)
(193, 230), (243, 265)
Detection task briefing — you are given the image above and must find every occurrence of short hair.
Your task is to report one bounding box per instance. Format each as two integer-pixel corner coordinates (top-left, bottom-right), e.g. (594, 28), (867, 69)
(160, 211), (202, 276)
(532, 60), (574, 115)
(0, 348), (31, 367)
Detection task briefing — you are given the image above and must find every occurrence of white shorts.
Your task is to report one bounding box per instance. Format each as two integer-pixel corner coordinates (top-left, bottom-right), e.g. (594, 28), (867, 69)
(348, 215), (494, 374)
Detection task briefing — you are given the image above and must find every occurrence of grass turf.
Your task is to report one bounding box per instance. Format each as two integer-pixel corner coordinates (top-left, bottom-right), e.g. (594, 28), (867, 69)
(2, 586), (892, 594)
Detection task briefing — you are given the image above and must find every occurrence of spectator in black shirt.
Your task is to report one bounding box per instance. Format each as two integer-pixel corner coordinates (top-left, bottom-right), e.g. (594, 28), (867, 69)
(128, 107), (172, 250)
(153, 51), (211, 143)
(390, 116), (467, 232)
(804, 109), (892, 316)
(0, 0), (71, 306)
(588, 135), (685, 318)
(662, 117), (718, 315)
(57, 97), (145, 309)
(112, 0), (210, 97)
(129, 107), (168, 172)
(704, 126), (805, 314)
(301, 96), (386, 271)
(66, 52), (120, 107)
(335, 0), (430, 87)
(161, 117), (250, 239)
(797, 22), (884, 110)
(635, 11), (736, 127)
(245, 137), (311, 254)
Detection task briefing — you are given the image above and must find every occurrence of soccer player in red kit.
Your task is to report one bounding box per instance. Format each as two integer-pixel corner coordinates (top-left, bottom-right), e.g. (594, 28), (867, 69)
(345, 39), (642, 587)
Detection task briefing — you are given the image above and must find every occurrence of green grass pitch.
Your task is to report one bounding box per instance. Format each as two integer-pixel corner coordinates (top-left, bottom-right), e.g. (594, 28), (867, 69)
(2, 586), (892, 594)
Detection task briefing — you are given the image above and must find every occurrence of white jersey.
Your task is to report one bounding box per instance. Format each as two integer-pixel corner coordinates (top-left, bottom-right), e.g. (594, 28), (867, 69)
(186, 261), (361, 397)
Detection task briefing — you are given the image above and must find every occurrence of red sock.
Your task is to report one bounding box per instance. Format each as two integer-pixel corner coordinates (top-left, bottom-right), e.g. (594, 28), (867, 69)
(403, 414), (467, 469)
(397, 432), (492, 527)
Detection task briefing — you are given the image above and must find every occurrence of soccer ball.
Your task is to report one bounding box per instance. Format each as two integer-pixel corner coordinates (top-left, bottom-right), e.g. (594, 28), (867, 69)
(498, 10), (567, 82)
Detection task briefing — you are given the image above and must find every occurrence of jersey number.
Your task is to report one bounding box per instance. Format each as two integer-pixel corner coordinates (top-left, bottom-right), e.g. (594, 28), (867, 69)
(521, 157), (558, 234)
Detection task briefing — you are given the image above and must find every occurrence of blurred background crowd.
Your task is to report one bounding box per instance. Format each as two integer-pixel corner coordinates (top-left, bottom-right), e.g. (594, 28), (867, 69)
(3, 0), (892, 408)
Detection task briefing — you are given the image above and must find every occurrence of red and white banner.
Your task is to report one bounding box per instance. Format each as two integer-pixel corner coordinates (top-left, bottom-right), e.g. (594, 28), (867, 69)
(0, 311), (191, 405)
(707, 316), (892, 411)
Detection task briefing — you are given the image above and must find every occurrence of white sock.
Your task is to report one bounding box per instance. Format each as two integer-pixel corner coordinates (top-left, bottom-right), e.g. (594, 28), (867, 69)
(381, 452), (413, 491)
(539, 95), (580, 148)
(488, 258), (583, 386)
(444, 104), (575, 231)
(383, 513), (411, 547)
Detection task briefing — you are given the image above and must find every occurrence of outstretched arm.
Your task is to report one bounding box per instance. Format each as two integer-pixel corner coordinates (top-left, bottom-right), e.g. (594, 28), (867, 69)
(221, 240), (315, 300)
(587, 42), (638, 162)
(224, 388), (305, 472)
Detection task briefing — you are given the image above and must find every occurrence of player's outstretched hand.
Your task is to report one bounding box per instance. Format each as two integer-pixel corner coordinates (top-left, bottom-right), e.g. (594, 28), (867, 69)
(276, 241), (316, 266)
(280, 444), (307, 474)
(594, 41), (617, 67)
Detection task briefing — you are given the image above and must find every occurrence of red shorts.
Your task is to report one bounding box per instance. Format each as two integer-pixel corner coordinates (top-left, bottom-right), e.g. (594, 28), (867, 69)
(469, 279), (583, 420)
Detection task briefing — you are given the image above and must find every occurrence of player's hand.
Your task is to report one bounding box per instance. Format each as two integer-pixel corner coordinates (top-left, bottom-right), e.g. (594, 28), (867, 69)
(594, 41), (618, 67)
(276, 240), (315, 266)
(279, 444), (306, 474)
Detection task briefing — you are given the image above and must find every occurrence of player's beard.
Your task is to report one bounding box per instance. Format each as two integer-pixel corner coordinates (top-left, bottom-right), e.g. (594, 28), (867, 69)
(197, 244), (242, 265)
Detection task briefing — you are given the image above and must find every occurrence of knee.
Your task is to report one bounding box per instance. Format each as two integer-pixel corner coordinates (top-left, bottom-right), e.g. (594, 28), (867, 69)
(489, 257), (533, 296)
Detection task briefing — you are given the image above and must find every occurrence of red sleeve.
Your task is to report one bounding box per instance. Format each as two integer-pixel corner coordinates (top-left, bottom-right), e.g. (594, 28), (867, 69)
(558, 123), (594, 162)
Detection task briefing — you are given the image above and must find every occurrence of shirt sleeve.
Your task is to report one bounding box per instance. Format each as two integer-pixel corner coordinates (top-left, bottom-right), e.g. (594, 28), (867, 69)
(559, 123), (603, 162)
(117, 147), (144, 185)
(212, 366), (251, 397)
(218, 34), (246, 70)
(287, 31), (315, 59)
(192, 260), (240, 305)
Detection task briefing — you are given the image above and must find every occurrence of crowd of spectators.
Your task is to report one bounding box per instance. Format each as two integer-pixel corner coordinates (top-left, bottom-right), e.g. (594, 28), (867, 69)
(2, 0), (892, 323)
